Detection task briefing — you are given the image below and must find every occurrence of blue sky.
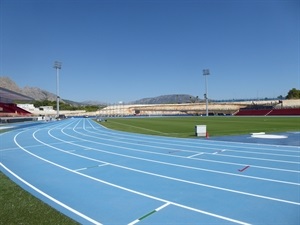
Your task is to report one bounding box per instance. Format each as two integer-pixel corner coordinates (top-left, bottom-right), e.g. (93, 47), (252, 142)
(1, 0), (299, 103)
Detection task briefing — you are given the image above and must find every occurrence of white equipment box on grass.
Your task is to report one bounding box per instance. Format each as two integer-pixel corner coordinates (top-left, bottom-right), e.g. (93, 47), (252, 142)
(195, 125), (207, 137)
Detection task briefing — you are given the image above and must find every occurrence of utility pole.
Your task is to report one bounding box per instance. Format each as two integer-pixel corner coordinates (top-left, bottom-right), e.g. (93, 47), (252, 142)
(203, 69), (210, 116)
(54, 61), (62, 118)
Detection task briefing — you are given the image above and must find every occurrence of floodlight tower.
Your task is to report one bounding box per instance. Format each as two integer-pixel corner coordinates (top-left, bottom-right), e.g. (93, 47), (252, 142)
(203, 69), (210, 116)
(54, 61), (62, 118)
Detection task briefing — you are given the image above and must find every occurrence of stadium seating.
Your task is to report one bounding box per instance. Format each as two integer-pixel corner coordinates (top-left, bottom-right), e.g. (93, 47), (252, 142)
(235, 108), (300, 116)
(0, 103), (31, 116)
(268, 108), (300, 116)
(235, 109), (271, 116)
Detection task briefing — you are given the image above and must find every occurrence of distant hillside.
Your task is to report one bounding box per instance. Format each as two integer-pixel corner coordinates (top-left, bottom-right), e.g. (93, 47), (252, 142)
(0, 76), (57, 101)
(132, 94), (200, 104)
(0, 76), (199, 105)
(0, 76), (99, 106)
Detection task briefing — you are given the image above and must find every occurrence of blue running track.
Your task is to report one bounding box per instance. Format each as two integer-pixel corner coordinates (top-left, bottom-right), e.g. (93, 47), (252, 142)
(1, 118), (299, 225)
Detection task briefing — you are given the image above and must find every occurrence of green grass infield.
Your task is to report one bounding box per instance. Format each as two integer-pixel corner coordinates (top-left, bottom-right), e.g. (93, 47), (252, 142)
(0, 171), (80, 225)
(98, 116), (300, 138)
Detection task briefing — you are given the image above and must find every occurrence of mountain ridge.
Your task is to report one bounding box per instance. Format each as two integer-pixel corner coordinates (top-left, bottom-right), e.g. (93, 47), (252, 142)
(0, 76), (57, 102)
(131, 94), (199, 104)
(0, 76), (198, 105)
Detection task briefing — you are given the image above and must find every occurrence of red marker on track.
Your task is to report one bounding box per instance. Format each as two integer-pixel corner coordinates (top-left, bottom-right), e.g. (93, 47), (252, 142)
(238, 165), (250, 172)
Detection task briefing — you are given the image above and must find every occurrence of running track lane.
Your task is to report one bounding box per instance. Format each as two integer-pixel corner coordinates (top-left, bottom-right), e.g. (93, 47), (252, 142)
(0, 118), (299, 225)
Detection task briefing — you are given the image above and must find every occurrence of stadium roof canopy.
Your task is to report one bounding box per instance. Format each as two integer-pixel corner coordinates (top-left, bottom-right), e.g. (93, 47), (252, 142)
(0, 87), (34, 102)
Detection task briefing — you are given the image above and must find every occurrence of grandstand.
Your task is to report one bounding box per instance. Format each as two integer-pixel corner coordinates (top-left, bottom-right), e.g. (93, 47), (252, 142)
(235, 108), (300, 116)
(1, 85), (299, 119)
(0, 87), (34, 122)
(97, 100), (300, 117)
(234, 100), (300, 116)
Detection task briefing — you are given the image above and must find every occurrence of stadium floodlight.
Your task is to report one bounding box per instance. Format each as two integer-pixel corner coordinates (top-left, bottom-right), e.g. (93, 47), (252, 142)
(203, 69), (210, 116)
(53, 61), (62, 118)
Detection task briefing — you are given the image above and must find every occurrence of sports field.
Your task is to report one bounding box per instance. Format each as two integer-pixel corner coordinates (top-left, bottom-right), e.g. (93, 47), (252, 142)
(1, 116), (299, 224)
(99, 116), (300, 138)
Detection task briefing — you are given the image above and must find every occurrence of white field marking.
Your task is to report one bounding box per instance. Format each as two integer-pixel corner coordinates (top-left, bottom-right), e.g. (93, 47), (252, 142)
(84, 120), (300, 159)
(98, 163), (109, 167)
(108, 120), (168, 135)
(251, 132), (266, 135)
(128, 202), (171, 225)
(0, 162), (103, 225)
(0, 147), (21, 152)
(213, 150), (226, 155)
(51, 123), (300, 186)
(87, 121), (300, 174)
(155, 202), (171, 211)
(252, 134), (288, 139)
(74, 167), (87, 171)
(0, 126), (13, 130)
(30, 126), (300, 205)
(128, 219), (140, 225)
(88, 119), (300, 151)
(74, 163), (109, 171)
(12, 132), (251, 225)
(187, 153), (204, 158)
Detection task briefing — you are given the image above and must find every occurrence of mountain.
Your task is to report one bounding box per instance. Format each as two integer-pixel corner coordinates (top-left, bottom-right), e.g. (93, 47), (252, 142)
(0, 76), (22, 93)
(0, 76), (57, 101)
(22, 86), (57, 101)
(0, 76), (198, 105)
(131, 94), (200, 104)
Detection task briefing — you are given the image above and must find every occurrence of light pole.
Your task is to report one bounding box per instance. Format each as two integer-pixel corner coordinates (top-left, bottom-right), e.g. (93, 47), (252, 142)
(203, 69), (210, 116)
(54, 61), (62, 118)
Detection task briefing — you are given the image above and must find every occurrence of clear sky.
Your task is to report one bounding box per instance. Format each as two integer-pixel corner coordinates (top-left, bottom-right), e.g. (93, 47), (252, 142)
(1, 0), (299, 103)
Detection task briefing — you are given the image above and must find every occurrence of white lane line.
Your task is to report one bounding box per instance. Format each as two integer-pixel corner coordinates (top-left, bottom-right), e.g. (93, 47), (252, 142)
(0, 163), (103, 225)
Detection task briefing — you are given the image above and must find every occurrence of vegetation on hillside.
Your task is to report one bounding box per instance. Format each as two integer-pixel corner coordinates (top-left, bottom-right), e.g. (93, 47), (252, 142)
(32, 100), (104, 112)
(286, 88), (300, 99)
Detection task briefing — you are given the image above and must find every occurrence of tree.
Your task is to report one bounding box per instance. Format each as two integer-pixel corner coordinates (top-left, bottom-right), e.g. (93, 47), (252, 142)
(286, 88), (300, 99)
(277, 95), (284, 99)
